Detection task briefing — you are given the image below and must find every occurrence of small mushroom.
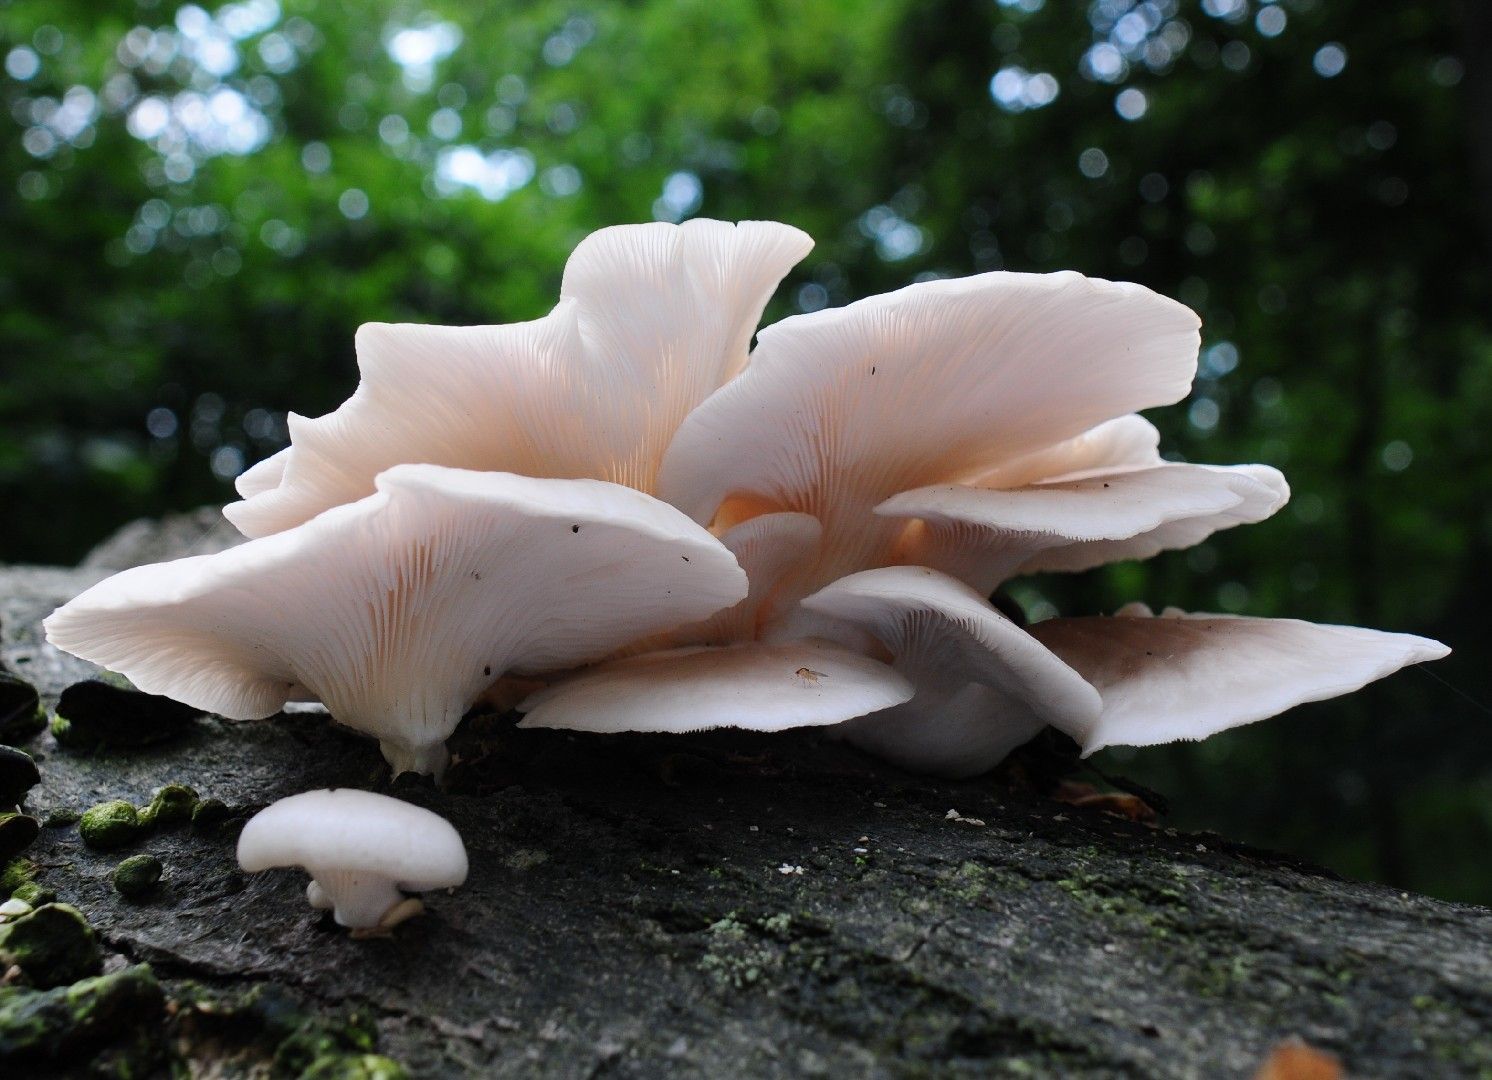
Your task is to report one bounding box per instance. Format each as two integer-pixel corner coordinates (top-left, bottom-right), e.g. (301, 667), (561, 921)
(236, 789), (467, 930)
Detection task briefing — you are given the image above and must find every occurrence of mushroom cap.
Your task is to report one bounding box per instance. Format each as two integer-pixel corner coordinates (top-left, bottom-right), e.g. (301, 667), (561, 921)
(45, 465), (747, 766)
(225, 218), (812, 537)
(878, 462), (1287, 594)
(797, 566), (1102, 774)
(1030, 605), (1451, 754)
(518, 640), (914, 734)
(237, 789), (467, 891)
(656, 270), (1199, 587)
(800, 566), (1101, 732)
(966, 413), (1163, 491)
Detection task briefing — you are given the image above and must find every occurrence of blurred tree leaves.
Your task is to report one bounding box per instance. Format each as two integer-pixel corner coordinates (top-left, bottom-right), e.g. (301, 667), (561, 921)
(1, 0), (1488, 899)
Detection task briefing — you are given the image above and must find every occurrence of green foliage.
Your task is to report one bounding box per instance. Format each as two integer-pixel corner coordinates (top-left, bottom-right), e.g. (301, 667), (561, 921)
(1, 0), (1487, 899)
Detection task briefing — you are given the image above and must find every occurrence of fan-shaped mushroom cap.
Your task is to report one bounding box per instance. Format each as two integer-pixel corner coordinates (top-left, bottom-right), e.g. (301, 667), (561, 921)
(46, 465), (747, 776)
(798, 566), (1102, 776)
(518, 640), (914, 735)
(657, 271), (1199, 588)
(968, 413), (1164, 490)
(879, 463), (1287, 594)
(233, 446), (289, 498)
(237, 789), (466, 929)
(225, 219), (812, 537)
(1029, 604), (1450, 755)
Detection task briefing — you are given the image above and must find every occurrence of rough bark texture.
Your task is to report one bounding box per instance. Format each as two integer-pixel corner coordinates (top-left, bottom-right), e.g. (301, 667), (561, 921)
(1, 525), (1490, 1077)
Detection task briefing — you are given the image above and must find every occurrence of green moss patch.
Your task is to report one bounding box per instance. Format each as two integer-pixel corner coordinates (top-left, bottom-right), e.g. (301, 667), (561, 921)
(0, 902), (101, 988)
(0, 963), (164, 1063)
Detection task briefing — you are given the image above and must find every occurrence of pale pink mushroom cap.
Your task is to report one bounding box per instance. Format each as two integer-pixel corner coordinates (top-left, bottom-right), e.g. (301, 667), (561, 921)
(225, 218), (812, 537)
(46, 464), (747, 776)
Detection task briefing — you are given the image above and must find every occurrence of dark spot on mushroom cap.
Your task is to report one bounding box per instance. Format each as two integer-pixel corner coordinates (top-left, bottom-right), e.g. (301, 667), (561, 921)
(473, 571), (481, 580)
(572, 524), (580, 533)
(681, 555), (690, 563)
(871, 366), (876, 374)
(1103, 482), (1110, 488)
(483, 666), (491, 677)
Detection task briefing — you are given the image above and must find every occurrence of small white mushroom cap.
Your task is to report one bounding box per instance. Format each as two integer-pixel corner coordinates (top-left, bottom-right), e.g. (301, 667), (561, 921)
(237, 789), (467, 929)
(1029, 605), (1451, 755)
(45, 464), (747, 776)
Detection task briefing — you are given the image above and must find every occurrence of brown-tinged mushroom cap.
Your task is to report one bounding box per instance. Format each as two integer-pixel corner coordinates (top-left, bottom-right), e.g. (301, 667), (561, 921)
(1029, 605), (1450, 755)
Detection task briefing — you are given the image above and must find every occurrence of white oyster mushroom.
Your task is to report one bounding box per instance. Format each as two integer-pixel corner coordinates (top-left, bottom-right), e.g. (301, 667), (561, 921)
(1029, 604), (1451, 755)
(237, 789), (467, 930)
(657, 270), (1202, 590)
(518, 640), (914, 735)
(45, 464), (747, 776)
(225, 218), (812, 537)
(798, 566), (1102, 777)
(232, 446), (289, 498)
(966, 413), (1166, 491)
(878, 462), (1287, 595)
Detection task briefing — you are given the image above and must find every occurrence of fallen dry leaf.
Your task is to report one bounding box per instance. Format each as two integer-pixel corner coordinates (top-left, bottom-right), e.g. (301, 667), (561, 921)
(1052, 780), (1159, 823)
(1253, 1037), (1344, 1080)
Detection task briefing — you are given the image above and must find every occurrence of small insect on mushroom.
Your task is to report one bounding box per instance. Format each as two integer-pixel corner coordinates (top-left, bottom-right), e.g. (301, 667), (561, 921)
(237, 789), (467, 933)
(794, 667), (829, 683)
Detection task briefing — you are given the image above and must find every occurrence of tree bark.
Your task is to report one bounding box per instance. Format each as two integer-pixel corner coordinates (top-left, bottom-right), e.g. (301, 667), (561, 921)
(1, 541), (1489, 1077)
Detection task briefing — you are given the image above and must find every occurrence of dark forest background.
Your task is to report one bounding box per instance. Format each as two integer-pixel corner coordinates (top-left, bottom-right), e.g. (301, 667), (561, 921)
(2, 0), (1488, 902)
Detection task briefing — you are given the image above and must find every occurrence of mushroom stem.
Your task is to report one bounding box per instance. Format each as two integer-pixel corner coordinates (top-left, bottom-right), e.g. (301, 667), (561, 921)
(378, 738), (450, 781)
(309, 867), (407, 929)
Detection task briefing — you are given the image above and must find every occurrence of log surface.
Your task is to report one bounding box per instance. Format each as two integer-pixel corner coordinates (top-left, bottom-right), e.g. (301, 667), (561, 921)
(1, 543), (1489, 1078)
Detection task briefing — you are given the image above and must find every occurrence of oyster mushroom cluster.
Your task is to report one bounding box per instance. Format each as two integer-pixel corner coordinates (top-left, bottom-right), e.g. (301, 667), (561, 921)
(45, 218), (1447, 784)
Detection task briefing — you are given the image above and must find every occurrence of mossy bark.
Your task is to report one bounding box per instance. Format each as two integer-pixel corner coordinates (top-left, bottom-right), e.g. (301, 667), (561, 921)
(2, 557), (1490, 1077)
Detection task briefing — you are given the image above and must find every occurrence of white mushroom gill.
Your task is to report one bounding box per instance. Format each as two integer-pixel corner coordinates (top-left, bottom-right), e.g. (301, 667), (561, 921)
(224, 219), (812, 538)
(656, 270), (1201, 592)
(236, 789), (468, 931)
(798, 567), (1102, 777)
(1029, 605), (1451, 755)
(46, 465), (747, 776)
